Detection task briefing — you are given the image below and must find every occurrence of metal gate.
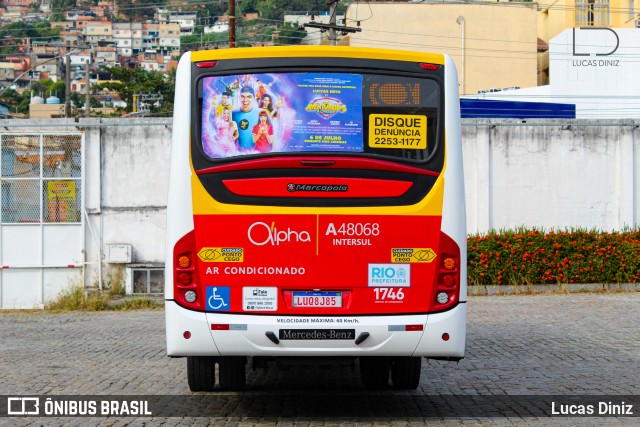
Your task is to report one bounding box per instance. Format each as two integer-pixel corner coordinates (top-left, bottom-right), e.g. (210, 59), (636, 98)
(0, 133), (84, 309)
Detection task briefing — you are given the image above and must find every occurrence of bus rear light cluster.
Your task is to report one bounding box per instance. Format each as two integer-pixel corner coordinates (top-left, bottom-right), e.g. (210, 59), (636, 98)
(173, 230), (204, 311)
(433, 232), (461, 311)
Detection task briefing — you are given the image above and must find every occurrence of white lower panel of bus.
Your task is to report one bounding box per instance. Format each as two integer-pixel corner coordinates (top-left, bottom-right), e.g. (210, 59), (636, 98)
(165, 300), (466, 358)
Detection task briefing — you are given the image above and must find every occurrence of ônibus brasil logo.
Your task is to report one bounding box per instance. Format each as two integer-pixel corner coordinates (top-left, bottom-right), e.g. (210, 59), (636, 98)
(248, 221), (312, 246)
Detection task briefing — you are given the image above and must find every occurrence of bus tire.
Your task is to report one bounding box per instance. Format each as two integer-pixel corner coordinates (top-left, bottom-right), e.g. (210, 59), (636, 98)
(219, 356), (247, 391)
(359, 357), (390, 389)
(390, 356), (422, 389)
(187, 356), (216, 392)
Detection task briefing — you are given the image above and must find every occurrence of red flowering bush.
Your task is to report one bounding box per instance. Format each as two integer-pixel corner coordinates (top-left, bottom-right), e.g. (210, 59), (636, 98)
(467, 229), (640, 286)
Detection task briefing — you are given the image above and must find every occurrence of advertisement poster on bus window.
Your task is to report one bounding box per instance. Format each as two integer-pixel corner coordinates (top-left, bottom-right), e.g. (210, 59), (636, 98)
(201, 73), (364, 158)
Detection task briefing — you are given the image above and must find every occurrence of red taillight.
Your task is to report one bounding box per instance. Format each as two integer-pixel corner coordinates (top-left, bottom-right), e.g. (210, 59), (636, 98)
(178, 272), (192, 285)
(433, 232), (461, 312)
(195, 61), (217, 68)
(442, 274), (455, 287)
(420, 63), (440, 71)
(173, 230), (204, 311)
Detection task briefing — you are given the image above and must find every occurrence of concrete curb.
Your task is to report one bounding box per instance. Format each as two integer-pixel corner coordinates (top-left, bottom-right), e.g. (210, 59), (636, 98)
(468, 282), (640, 296)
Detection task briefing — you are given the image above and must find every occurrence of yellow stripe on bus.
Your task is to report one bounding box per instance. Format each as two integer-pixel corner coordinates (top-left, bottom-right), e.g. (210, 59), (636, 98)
(191, 46), (445, 66)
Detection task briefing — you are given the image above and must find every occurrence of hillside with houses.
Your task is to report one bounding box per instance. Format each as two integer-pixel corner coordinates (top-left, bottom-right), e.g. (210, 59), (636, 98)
(0, 0), (320, 117)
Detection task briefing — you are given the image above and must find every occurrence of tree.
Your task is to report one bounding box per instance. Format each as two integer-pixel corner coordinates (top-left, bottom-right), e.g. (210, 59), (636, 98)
(50, 0), (75, 22)
(277, 22), (307, 45)
(115, 0), (164, 21)
(96, 66), (175, 115)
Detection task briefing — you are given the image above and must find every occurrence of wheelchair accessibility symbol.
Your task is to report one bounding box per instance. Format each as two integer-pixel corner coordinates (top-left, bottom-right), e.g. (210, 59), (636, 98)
(206, 286), (230, 311)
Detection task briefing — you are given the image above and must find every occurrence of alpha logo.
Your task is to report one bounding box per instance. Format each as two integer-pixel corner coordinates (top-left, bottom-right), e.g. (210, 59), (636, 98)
(247, 221), (312, 246)
(305, 97), (347, 119)
(573, 27), (619, 57)
(287, 183), (348, 193)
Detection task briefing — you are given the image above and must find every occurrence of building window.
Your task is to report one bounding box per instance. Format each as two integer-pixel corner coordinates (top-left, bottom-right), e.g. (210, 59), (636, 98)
(126, 265), (164, 295)
(575, 0), (610, 26)
(1, 135), (82, 224)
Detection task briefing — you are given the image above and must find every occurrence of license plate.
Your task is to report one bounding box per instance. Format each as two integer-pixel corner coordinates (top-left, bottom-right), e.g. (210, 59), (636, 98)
(292, 291), (342, 308)
(279, 329), (355, 340)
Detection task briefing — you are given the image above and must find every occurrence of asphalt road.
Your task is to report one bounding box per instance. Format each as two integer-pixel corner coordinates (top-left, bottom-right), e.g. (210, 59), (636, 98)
(1, 293), (639, 426)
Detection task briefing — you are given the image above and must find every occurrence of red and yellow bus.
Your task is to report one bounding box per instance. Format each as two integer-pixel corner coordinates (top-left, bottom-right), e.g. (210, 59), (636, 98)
(165, 46), (466, 391)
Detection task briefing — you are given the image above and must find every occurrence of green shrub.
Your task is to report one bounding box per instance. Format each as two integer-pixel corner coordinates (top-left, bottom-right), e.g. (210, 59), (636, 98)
(468, 228), (640, 286)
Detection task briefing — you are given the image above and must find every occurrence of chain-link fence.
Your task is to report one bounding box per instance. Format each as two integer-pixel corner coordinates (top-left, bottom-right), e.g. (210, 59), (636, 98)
(1, 133), (82, 224)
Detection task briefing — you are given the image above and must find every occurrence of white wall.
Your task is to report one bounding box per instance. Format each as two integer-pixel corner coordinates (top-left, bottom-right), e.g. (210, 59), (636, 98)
(84, 119), (172, 275)
(1, 118), (638, 301)
(463, 120), (640, 234)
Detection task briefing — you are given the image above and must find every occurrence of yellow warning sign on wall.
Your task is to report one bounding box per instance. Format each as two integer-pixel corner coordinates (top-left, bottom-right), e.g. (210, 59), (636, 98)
(368, 114), (427, 149)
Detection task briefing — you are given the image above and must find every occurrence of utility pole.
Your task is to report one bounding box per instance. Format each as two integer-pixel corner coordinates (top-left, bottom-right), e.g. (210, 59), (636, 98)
(304, 1), (361, 46)
(328, 0), (337, 46)
(85, 61), (91, 117)
(65, 44), (71, 117)
(229, 0), (236, 48)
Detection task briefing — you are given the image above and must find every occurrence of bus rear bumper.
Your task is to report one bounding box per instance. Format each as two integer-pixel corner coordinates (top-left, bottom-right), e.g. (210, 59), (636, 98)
(414, 301), (466, 358)
(166, 300), (221, 357)
(166, 300), (466, 358)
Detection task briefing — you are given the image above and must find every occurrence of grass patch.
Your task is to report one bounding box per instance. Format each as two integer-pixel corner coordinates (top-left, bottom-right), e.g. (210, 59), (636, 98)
(44, 286), (162, 312)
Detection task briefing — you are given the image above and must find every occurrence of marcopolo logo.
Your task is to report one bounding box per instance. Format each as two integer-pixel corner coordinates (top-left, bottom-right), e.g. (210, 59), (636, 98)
(368, 263), (411, 287)
(287, 183), (348, 193)
(247, 221), (312, 246)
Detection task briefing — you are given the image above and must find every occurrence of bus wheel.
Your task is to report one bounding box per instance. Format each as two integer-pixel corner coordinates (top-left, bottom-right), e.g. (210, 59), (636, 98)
(187, 356), (216, 392)
(219, 356), (247, 391)
(359, 357), (390, 389)
(390, 357), (422, 389)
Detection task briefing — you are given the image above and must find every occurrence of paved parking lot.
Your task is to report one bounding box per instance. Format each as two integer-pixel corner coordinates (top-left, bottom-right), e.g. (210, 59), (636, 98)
(0, 293), (639, 426)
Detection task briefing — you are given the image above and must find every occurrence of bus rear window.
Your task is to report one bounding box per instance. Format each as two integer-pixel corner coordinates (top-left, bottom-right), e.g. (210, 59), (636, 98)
(199, 72), (440, 162)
